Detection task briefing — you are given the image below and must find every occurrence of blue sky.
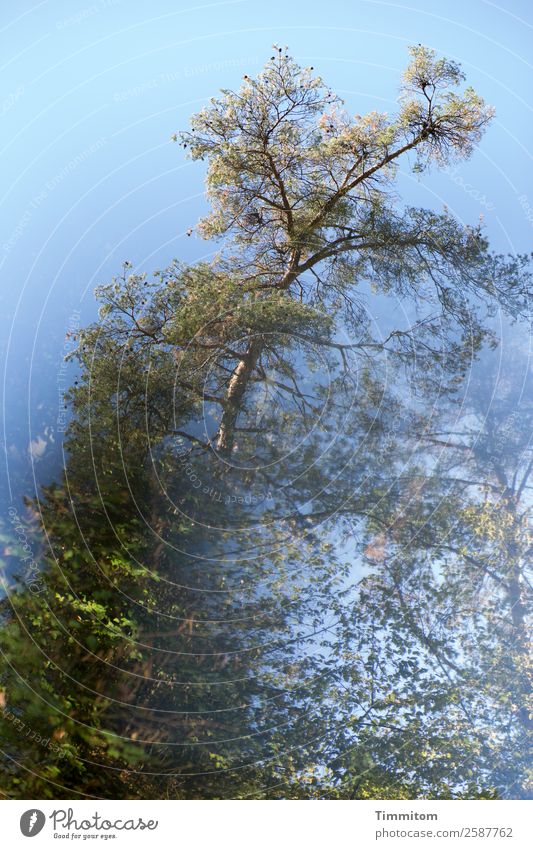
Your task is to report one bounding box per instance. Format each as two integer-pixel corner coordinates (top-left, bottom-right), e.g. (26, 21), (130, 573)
(1, 0), (532, 504)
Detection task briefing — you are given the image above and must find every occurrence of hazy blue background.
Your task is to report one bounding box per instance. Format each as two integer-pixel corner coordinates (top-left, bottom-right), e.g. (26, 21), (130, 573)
(1, 0), (532, 510)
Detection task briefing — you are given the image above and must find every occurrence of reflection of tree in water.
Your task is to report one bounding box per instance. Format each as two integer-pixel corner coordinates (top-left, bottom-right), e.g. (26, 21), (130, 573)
(1, 319), (530, 799)
(326, 337), (532, 799)
(0, 45), (531, 799)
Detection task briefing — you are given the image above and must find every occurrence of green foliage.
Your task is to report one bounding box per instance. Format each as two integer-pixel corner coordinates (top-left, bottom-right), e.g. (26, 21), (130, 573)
(0, 45), (530, 800)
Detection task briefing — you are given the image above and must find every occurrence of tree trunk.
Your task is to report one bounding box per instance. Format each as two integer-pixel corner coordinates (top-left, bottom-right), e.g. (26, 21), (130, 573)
(507, 565), (532, 732)
(216, 335), (263, 458)
(504, 497), (532, 733)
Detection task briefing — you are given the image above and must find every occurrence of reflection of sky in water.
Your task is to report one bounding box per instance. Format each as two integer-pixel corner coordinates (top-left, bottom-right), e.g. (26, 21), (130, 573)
(2, 0), (531, 518)
(0, 0), (531, 799)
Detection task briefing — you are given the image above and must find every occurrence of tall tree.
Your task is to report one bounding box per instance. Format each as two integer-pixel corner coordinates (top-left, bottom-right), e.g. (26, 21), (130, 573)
(173, 44), (529, 456)
(1, 45), (531, 801)
(331, 338), (532, 799)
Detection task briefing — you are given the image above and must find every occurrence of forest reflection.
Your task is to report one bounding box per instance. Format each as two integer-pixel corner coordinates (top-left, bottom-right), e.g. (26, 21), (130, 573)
(1, 293), (530, 799)
(1, 45), (531, 800)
